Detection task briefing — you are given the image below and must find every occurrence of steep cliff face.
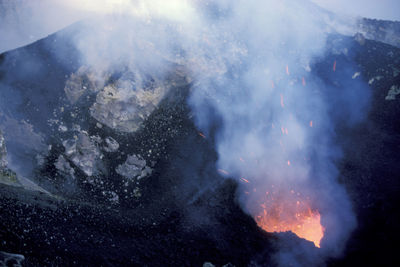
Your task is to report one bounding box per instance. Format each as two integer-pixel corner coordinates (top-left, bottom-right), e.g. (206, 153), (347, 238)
(0, 131), (19, 187)
(0, 131), (7, 169)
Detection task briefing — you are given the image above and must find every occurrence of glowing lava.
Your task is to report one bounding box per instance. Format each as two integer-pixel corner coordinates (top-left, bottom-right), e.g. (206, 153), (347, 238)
(198, 132), (206, 139)
(255, 192), (325, 248)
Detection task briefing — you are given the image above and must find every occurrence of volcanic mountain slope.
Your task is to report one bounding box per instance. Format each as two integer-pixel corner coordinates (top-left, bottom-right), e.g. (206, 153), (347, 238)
(0, 23), (279, 266)
(0, 19), (400, 267)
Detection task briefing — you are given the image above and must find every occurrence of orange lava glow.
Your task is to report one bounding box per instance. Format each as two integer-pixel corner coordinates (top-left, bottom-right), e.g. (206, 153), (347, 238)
(255, 195), (325, 247)
(240, 177), (250, 183)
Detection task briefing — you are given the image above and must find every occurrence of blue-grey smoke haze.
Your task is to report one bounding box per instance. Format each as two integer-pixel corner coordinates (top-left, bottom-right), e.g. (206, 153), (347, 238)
(0, 0), (399, 53)
(311, 0), (400, 21)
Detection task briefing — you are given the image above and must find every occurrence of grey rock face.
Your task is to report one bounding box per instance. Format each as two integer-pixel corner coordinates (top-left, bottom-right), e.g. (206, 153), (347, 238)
(62, 132), (104, 177)
(55, 155), (75, 179)
(116, 154), (152, 180)
(386, 85), (400, 100)
(0, 131), (7, 169)
(0, 130), (50, 193)
(102, 137), (119, 153)
(90, 74), (167, 133)
(0, 251), (25, 267)
(0, 131), (17, 187)
(64, 66), (103, 104)
(0, 116), (47, 153)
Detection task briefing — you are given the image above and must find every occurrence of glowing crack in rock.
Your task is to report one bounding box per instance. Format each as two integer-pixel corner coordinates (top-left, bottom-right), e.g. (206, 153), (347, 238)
(254, 190), (325, 248)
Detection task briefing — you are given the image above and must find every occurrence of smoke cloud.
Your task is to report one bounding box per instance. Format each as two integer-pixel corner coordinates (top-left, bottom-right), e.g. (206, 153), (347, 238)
(1, 0), (371, 265)
(185, 1), (365, 263)
(311, 0), (400, 21)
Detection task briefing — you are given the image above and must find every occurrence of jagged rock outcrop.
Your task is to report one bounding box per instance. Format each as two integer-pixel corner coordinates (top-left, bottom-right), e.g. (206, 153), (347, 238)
(64, 66), (104, 104)
(0, 251), (25, 267)
(102, 137), (119, 153)
(89, 73), (167, 133)
(0, 131), (18, 186)
(116, 154), (152, 180)
(386, 85), (400, 100)
(62, 131), (104, 177)
(54, 155), (75, 180)
(0, 130), (7, 169)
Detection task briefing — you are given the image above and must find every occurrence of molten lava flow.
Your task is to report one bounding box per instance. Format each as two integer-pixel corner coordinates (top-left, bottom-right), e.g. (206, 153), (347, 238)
(255, 191), (325, 247)
(218, 169), (229, 175)
(240, 177), (250, 183)
(198, 132), (206, 139)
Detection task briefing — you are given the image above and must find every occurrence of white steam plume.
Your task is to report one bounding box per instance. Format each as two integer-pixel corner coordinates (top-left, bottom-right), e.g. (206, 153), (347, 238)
(187, 1), (361, 261)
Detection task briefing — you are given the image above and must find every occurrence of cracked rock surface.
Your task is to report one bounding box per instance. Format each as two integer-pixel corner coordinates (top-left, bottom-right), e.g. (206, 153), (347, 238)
(116, 154), (152, 180)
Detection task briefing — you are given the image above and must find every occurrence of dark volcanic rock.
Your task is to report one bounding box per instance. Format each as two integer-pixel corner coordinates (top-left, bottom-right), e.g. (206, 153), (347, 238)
(325, 35), (400, 267)
(0, 130), (7, 169)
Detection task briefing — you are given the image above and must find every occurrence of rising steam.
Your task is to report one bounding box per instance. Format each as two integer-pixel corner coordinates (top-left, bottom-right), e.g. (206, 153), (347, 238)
(1, 0), (370, 265)
(187, 1), (361, 261)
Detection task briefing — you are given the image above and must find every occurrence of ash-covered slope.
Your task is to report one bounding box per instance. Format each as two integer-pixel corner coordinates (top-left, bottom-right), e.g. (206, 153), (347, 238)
(0, 21), (189, 204)
(0, 7), (399, 267)
(0, 22), (284, 266)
